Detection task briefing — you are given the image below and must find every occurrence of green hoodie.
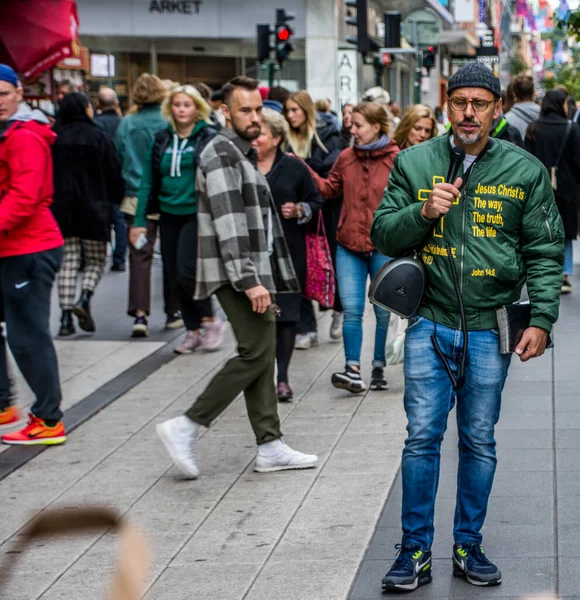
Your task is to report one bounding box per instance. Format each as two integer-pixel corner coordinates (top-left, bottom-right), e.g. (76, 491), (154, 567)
(134, 120), (207, 228)
(371, 134), (564, 333)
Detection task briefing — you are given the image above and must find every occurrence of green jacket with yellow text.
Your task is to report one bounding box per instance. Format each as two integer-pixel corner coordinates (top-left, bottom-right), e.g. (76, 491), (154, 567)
(371, 134), (564, 333)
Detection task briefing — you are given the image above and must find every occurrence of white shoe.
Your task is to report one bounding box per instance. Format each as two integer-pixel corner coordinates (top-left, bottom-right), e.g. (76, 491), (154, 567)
(295, 332), (318, 350)
(254, 439), (318, 473)
(156, 416), (200, 479)
(330, 312), (343, 340)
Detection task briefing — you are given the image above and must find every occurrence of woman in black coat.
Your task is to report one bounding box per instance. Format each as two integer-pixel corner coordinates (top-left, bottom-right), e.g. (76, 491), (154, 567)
(284, 90), (343, 349)
(52, 93), (124, 335)
(526, 89), (580, 294)
(252, 108), (323, 401)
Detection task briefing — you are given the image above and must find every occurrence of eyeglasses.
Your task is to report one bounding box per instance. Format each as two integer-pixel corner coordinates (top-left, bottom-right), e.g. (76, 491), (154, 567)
(449, 98), (494, 113)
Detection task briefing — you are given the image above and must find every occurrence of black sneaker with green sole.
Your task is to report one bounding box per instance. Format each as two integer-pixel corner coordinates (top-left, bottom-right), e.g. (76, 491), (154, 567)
(452, 544), (502, 586)
(382, 545), (432, 592)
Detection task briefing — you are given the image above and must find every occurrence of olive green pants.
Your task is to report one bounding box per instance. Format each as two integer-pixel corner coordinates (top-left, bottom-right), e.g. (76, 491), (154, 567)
(186, 285), (283, 445)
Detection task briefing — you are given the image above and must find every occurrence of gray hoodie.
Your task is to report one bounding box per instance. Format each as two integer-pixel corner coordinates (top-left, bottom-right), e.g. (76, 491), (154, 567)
(505, 101), (541, 140)
(0, 101), (50, 135)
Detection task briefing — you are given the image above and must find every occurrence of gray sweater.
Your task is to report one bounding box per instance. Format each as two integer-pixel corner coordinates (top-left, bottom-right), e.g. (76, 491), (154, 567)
(505, 102), (541, 140)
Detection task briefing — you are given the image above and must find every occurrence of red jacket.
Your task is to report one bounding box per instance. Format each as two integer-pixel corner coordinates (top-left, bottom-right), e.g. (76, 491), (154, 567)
(0, 121), (63, 258)
(309, 141), (400, 253)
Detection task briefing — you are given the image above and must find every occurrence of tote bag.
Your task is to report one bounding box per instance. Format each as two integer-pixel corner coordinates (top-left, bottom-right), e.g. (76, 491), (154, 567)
(304, 211), (336, 308)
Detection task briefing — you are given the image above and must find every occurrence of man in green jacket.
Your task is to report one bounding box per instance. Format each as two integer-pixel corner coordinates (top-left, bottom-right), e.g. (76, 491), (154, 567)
(372, 63), (564, 592)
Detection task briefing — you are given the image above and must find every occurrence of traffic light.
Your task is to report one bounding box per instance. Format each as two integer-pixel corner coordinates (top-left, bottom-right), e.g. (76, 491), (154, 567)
(383, 11), (401, 49)
(422, 46), (437, 72)
(256, 23), (272, 63)
(345, 0), (380, 57)
(275, 8), (295, 65)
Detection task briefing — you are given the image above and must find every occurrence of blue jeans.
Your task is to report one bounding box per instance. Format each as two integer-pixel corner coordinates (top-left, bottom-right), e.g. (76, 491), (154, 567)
(336, 244), (390, 368)
(401, 316), (511, 549)
(563, 239), (573, 276)
(112, 205), (127, 266)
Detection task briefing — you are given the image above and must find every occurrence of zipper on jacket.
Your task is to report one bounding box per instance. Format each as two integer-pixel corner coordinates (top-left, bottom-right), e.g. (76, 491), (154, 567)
(459, 166), (476, 298)
(542, 205), (553, 241)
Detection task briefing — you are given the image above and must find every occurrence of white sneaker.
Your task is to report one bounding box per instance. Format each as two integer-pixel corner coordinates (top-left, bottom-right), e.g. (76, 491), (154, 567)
(254, 439), (318, 473)
(156, 416), (200, 479)
(295, 332), (318, 350)
(330, 312), (343, 340)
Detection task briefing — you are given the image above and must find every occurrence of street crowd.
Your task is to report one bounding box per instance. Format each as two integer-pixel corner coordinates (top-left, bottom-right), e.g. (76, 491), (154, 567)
(0, 59), (570, 591)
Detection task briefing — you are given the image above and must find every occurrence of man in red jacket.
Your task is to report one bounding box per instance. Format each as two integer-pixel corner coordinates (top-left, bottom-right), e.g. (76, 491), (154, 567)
(0, 64), (66, 445)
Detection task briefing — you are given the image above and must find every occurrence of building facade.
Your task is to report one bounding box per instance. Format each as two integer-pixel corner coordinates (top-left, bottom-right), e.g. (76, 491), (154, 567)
(76, 0), (511, 114)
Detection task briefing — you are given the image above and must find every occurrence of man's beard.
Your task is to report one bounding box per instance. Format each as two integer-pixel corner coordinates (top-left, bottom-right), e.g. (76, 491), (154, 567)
(232, 121), (261, 141)
(455, 130), (482, 145)
(454, 119), (483, 146)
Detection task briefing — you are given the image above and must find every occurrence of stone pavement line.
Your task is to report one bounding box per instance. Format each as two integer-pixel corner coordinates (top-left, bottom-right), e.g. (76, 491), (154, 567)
(0, 309), (409, 600)
(0, 339), (174, 480)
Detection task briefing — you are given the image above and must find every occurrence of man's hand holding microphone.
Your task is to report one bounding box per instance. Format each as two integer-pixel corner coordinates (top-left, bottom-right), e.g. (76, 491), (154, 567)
(421, 178), (463, 221)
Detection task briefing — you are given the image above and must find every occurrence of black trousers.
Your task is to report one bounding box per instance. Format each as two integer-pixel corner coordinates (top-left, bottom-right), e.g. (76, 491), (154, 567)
(159, 212), (212, 331)
(0, 247), (64, 422)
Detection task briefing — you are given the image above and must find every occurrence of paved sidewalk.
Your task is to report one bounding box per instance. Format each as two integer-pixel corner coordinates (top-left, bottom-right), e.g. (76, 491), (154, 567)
(0, 259), (183, 474)
(0, 306), (408, 600)
(350, 272), (580, 600)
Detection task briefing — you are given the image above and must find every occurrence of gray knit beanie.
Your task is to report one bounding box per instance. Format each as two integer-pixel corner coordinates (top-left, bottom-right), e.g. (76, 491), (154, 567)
(447, 62), (501, 98)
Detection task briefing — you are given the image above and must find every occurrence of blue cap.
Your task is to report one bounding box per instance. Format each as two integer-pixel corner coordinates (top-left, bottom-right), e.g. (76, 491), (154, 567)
(0, 64), (17, 87)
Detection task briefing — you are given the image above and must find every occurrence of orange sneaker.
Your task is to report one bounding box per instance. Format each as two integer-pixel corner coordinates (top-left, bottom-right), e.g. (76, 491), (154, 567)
(1, 414), (66, 446)
(0, 405), (20, 426)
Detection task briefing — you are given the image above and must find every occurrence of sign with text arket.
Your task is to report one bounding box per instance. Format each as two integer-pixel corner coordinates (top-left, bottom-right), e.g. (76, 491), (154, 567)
(148, 0), (203, 13)
(337, 49), (358, 109)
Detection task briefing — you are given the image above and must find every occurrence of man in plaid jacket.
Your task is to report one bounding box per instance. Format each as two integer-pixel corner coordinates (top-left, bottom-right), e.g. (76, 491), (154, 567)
(157, 77), (318, 478)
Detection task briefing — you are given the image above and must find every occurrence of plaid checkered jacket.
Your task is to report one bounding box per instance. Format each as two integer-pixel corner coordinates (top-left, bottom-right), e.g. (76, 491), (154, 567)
(195, 128), (300, 300)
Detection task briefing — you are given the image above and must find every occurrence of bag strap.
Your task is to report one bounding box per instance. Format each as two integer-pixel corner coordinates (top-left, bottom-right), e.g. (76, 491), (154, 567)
(555, 121), (572, 170)
(316, 209), (327, 237)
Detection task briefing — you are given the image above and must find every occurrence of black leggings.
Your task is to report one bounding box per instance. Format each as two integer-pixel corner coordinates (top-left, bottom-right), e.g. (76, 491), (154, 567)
(159, 212), (212, 331)
(276, 322), (296, 384)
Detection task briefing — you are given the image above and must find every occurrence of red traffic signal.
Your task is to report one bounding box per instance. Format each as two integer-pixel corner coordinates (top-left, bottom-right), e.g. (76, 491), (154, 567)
(277, 26), (291, 41)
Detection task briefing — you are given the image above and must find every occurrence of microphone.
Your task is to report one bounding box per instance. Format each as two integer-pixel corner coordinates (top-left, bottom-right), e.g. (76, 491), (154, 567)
(447, 146), (466, 183)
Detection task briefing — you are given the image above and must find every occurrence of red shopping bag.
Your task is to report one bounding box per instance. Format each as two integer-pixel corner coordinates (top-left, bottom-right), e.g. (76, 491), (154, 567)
(304, 211), (336, 308)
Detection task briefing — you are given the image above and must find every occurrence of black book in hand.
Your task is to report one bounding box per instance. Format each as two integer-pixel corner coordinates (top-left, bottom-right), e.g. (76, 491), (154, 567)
(495, 301), (553, 355)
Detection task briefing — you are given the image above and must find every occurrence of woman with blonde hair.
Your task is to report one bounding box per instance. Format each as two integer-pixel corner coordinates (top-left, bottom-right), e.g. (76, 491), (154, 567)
(393, 104), (438, 149)
(306, 102), (400, 393)
(130, 85), (224, 353)
(115, 73), (182, 338)
(284, 90), (343, 349)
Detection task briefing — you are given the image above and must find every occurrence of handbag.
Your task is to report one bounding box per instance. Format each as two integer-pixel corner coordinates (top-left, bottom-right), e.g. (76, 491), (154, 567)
(304, 210), (336, 308)
(551, 121), (572, 191)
